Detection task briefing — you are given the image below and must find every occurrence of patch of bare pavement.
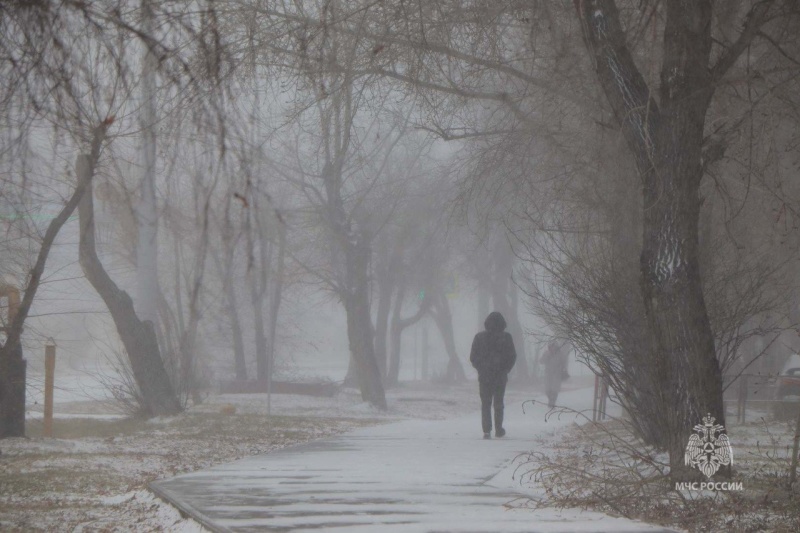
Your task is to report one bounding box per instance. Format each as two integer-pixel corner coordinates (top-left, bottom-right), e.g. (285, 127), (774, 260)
(151, 388), (678, 532)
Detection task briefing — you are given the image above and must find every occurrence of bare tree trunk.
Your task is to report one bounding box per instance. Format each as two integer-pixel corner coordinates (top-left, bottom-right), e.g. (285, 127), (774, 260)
(1, 122), (108, 438)
(344, 231), (387, 408)
(373, 241), (395, 377)
(0, 343), (24, 439)
(178, 197), (211, 404)
(248, 205), (272, 382)
(156, 289), (180, 385)
(211, 212), (247, 380)
(429, 289), (465, 382)
(387, 281), (407, 386)
(573, 0), (771, 476)
(220, 255), (247, 380)
(266, 221), (286, 400)
(136, 0), (160, 324)
(387, 281), (430, 386)
(78, 152), (181, 417)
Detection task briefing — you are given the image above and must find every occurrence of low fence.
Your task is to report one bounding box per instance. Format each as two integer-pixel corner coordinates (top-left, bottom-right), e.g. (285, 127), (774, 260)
(725, 373), (799, 423)
(589, 373), (800, 424)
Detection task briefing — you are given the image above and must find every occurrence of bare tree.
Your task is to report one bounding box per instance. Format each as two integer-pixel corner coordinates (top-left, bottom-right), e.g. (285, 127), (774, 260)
(78, 145), (182, 416)
(1, 0), (234, 425)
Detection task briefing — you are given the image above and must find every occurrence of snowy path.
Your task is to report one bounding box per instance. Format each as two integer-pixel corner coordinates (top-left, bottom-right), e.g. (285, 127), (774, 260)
(150, 388), (675, 532)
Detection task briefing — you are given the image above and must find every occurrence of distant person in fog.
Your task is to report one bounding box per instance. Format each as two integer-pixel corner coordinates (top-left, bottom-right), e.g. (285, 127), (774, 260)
(470, 311), (517, 439)
(542, 339), (570, 408)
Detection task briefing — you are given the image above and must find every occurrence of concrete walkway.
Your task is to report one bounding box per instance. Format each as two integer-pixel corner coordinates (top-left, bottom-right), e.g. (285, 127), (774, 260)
(151, 390), (675, 532)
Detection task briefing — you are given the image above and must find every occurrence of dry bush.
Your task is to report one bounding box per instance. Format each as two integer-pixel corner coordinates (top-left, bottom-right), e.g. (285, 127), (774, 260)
(514, 404), (800, 532)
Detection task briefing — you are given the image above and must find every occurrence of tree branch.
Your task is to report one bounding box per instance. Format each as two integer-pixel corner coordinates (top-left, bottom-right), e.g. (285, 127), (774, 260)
(2, 120), (109, 354)
(711, 0), (777, 82)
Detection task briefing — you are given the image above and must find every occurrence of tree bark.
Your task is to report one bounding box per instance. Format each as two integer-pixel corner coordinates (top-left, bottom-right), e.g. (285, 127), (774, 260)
(0, 339), (25, 439)
(78, 151), (181, 418)
(572, 0), (771, 476)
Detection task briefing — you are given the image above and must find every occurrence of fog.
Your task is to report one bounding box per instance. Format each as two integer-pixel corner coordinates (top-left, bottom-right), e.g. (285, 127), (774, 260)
(2, 2), (800, 531)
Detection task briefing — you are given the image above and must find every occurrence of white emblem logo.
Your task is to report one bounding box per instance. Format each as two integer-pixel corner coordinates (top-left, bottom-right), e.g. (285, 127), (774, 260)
(684, 413), (733, 479)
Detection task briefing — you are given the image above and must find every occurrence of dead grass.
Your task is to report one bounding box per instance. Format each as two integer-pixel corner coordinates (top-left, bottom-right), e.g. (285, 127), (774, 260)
(0, 412), (380, 532)
(516, 413), (800, 533)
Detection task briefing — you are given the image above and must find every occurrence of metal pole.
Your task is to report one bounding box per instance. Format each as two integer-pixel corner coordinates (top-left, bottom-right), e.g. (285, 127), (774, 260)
(422, 325), (429, 381)
(43, 345), (56, 438)
(413, 327), (418, 381)
(266, 334), (272, 417)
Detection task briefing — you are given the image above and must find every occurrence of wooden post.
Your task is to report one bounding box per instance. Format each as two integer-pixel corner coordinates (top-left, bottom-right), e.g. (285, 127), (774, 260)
(43, 344), (56, 437)
(599, 378), (608, 421)
(737, 374), (748, 424)
(789, 402), (800, 489)
(1, 285), (26, 438)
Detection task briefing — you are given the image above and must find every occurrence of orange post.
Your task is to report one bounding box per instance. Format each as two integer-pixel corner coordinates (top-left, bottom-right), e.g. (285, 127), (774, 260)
(43, 345), (56, 437)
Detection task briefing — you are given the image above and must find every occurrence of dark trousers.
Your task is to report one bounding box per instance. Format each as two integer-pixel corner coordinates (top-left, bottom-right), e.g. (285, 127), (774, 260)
(479, 376), (507, 434)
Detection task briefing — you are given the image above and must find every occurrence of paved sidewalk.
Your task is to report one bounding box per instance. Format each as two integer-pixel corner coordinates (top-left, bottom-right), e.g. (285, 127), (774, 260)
(151, 389), (675, 532)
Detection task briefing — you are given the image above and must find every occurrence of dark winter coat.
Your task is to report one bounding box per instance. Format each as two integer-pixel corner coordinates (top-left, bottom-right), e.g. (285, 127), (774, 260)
(470, 311), (517, 382)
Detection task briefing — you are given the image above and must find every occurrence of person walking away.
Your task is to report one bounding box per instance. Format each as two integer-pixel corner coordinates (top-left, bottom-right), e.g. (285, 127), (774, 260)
(542, 339), (569, 408)
(470, 311), (517, 439)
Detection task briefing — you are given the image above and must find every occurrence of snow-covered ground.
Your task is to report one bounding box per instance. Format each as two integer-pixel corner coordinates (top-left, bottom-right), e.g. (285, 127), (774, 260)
(152, 385), (666, 532)
(3, 378), (597, 532)
(9, 378), (794, 532)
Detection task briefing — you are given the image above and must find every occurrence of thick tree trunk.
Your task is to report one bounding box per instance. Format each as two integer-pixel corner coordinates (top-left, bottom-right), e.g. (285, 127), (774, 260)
(574, 0), (741, 476)
(78, 153), (181, 417)
(644, 129), (724, 477)
(343, 232), (387, 408)
(0, 344), (25, 439)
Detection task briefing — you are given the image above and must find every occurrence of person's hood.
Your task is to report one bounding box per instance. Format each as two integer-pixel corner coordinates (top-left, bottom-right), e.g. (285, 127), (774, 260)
(484, 311), (506, 332)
